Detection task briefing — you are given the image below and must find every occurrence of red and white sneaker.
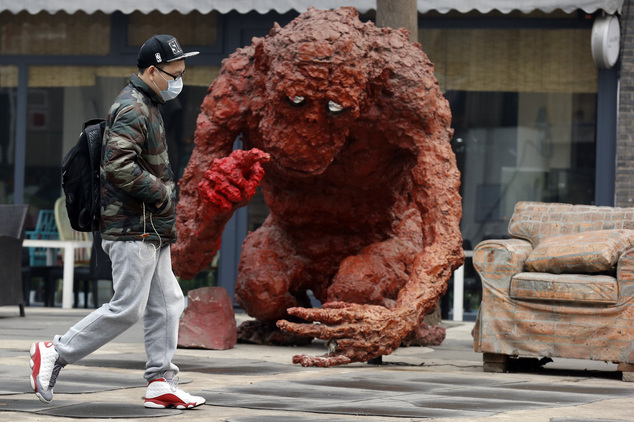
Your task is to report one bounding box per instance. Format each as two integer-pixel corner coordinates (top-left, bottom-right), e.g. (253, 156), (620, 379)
(29, 341), (65, 404)
(144, 376), (206, 409)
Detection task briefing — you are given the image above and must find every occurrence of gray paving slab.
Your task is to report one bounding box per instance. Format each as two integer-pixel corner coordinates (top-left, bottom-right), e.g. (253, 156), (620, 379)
(0, 397), (77, 412)
(78, 353), (319, 376)
(0, 398), (178, 420)
(1, 364), (146, 394)
(407, 395), (549, 412)
(2, 308), (634, 421)
(200, 370), (634, 419)
(225, 417), (375, 422)
(37, 402), (182, 418)
(305, 401), (489, 419)
(72, 357), (147, 371)
(550, 419), (633, 422)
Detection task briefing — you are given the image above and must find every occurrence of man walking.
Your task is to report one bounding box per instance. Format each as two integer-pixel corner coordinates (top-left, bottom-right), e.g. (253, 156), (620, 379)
(29, 35), (205, 410)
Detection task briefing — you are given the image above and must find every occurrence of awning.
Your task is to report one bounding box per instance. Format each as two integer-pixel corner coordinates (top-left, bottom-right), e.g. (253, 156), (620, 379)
(0, 0), (624, 15)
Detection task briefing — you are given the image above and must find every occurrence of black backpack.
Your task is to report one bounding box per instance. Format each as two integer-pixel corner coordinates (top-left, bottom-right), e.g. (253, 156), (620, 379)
(61, 118), (106, 232)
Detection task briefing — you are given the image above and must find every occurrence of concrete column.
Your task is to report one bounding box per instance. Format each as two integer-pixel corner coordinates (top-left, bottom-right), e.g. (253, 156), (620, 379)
(376, 0), (418, 43)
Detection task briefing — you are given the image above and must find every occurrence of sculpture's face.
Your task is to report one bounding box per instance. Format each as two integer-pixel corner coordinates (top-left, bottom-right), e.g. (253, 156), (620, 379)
(253, 41), (365, 176)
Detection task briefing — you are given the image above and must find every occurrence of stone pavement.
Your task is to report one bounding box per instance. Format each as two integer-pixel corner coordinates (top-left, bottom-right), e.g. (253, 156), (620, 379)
(0, 306), (633, 421)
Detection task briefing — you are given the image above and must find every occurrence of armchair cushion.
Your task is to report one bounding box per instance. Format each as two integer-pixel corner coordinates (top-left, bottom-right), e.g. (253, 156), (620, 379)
(510, 272), (618, 304)
(525, 229), (634, 274)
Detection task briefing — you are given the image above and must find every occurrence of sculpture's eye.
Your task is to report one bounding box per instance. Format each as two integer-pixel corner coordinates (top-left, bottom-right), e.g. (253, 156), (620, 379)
(328, 100), (344, 114)
(287, 95), (305, 106)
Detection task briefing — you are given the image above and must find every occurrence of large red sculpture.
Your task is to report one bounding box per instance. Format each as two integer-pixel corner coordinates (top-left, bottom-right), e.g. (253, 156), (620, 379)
(172, 7), (464, 366)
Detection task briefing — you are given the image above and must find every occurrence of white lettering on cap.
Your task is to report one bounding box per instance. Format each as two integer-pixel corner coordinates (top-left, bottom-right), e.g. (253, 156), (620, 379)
(168, 38), (183, 55)
(155, 53), (162, 63)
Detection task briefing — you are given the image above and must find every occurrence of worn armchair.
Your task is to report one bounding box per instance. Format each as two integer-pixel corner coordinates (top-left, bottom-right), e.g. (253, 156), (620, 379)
(473, 201), (634, 381)
(0, 205), (29, 316)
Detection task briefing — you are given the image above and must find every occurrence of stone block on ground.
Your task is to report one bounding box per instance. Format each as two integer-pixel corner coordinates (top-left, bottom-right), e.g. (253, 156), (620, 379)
(178, 286), (237, 350)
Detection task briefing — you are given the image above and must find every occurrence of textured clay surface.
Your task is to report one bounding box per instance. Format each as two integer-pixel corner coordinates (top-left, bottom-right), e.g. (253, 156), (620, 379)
(172, 7), (464, 366)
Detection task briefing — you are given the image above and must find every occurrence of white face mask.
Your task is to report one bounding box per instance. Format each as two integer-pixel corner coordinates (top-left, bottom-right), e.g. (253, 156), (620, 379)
(154, 71), (183, 101)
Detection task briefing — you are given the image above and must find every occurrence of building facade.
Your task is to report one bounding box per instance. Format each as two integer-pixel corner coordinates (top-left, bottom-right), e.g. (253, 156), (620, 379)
(0, 1), (626, 312)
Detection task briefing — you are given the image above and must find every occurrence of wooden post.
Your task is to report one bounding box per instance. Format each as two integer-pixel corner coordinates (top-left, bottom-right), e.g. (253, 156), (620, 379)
(376, 0), (418, 43)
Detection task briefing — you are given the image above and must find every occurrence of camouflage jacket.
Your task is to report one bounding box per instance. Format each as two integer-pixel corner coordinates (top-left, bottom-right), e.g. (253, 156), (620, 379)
(99, 74), (177, 243)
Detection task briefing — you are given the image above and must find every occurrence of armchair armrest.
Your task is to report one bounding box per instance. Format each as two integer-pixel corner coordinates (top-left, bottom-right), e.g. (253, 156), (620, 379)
(617, 247), (634, 299)
(473, 238), (533, 291)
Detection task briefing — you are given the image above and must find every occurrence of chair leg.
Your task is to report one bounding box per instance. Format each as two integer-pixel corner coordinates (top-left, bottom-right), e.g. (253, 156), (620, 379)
(73, 280), (80, 308)
(483, 353), (510, 373)
(84, 280), (90, 309)
(92, 279), (99, 308)
(44, 276), (56, 307)
(618, 363), (634, 382)
(22, 271), (31, 306)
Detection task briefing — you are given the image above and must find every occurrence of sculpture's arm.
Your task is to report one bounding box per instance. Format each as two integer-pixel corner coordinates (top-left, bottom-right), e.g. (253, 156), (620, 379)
(352, 66), (465, 330)
(171, 118), (236, 279)
(172, 50), (265, 280)
(392, 126), (464, 327)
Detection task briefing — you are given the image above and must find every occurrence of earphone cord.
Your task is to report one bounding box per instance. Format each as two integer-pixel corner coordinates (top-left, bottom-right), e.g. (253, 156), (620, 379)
(139, 202), (162, 260)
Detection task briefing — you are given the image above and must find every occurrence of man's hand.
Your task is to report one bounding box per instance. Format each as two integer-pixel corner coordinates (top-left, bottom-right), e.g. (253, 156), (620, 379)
(197, 148), (270, 219)
(276, 302), (416, 367)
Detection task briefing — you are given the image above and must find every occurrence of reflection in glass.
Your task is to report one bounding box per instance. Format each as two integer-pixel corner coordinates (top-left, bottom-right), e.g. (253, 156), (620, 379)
(18, 66), (214, 230)
(0, 66), (17, 207)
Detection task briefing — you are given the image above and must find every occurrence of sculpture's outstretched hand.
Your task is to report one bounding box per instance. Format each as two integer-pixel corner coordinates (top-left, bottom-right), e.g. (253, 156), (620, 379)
(197, 148), (270, 220)
(276, 301), (414, 367)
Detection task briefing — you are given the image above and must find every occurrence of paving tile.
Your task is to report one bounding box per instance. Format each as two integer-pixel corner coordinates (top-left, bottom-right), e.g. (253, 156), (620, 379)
(226, 416), (367, 422)
(431, 385), (594, 404)
(0, 397), (75, 412)
(400, 394), (549, 412)
(550, 419), (633, 422)
(203, 391), (318, 411)
(177, 358), (314, 376)
(203, 370), (634, 420)
(205, 382), (377, 401)
(37, 402), (182, 418)
(74, 357), (147, 370)
(502, 382), (634, 396)
(3, 310), (634, 421)
(0, 364), (145, 395)
(301, 399), (489, 419)
(296, 376), (436, 393)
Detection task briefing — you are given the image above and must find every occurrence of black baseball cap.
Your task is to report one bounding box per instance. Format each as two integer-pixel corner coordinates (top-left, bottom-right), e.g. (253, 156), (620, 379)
(137, 34), (199, 68)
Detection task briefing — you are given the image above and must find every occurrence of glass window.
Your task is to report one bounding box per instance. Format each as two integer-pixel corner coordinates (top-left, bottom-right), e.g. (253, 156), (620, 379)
(421, 25), (598, 319)
(0, 12), (110, 55)
(0, 66), (17, 205)
(421, 26), (597, 246)
(22, 65), (218, 228)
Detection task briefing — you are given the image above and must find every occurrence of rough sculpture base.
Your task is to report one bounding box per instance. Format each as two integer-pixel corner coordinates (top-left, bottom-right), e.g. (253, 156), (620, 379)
(401, 322), (446, 347)
(237, 320), (313, 346)
(178, 287), (237, 350)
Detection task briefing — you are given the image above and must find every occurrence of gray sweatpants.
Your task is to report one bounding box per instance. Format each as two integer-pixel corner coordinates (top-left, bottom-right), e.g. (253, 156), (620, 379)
(54, 239), (185, 381)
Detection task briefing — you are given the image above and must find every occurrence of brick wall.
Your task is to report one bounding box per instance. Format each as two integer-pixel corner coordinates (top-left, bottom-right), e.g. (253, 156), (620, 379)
(616, 0), (634, 207)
